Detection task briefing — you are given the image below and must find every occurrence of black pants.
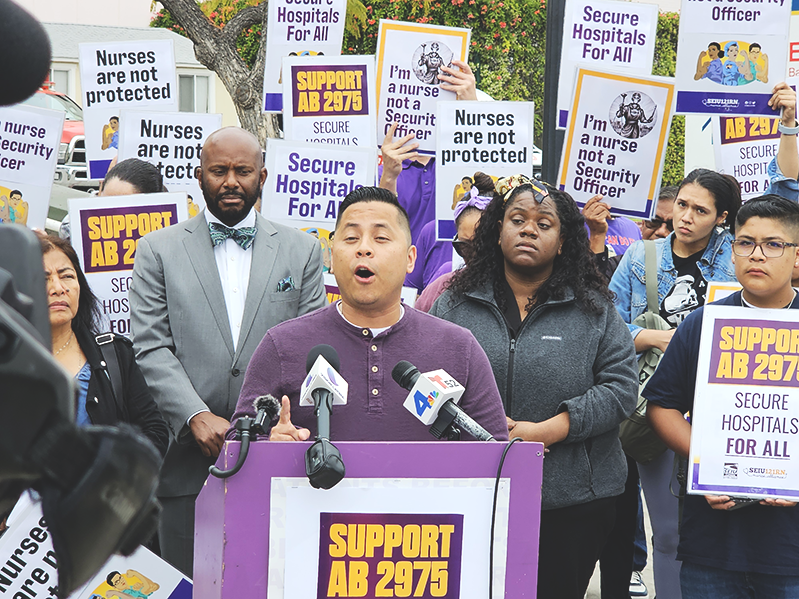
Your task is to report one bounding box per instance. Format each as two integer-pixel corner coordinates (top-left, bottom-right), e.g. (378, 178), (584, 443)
(599, 455), (641, 598)
(537, 496), (616, 599)
(158, 494), (197, 577)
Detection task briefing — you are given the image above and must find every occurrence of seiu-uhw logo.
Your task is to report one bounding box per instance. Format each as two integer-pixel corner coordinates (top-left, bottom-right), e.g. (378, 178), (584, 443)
(723, 463), (738, 479)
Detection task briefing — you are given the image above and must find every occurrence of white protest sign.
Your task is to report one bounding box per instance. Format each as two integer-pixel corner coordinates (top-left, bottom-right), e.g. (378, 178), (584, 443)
(282, 55), (376, 148)
(375, 20), (470, 155)
(714, 116), (783, 200)
(79, 41), (177, 180)
(262, 0), (347, 112)
(435, 101), (534, 240)
(558, 68), (674, 219)
(0, 104), (64, 230)
(557, 0), (658, 129)
(689, 305), (799, 500)
(0, 494), (192, 599)
(118, 110), (222, 215)
(263, 139), (376, 234)
(68, 192), (188, 337)
(675, 0), (791, 115)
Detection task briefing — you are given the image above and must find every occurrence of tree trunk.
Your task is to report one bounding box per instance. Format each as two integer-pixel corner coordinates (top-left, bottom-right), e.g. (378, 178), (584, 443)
(157, 0), (280, 146)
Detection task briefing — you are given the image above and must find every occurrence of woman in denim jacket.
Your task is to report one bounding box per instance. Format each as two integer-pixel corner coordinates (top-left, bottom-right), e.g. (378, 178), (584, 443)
(609, 168), (741, 599)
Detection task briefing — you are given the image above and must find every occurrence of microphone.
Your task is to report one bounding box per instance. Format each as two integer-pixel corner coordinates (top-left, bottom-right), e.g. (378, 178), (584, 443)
(303, 345), (346, 489)
(392, 361), (496, 441)
(252, 394), (281, 435)
(0, 0), (52, 106)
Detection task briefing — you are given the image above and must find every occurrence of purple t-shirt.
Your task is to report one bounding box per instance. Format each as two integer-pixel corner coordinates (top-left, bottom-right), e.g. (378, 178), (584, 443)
(230, 303), (509, 442)
(584, 216), (642, 256)
(405, 220), (452, 291)
(379, 158), (436, 245)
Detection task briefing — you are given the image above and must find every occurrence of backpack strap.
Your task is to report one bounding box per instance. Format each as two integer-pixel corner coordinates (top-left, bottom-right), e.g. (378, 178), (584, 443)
(644, 240), (659, 313)
(95, 333), (124, 409)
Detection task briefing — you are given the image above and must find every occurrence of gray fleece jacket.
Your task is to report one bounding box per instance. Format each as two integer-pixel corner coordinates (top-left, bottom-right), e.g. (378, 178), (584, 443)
(430, 283), (638, 510)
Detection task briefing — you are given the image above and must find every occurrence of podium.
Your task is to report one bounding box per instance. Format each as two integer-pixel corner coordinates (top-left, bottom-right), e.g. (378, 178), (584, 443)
(195, 441), (544, 598)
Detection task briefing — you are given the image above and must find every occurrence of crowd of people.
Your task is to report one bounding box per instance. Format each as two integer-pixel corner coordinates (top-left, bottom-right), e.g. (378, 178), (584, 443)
(27, 74), (799, 599)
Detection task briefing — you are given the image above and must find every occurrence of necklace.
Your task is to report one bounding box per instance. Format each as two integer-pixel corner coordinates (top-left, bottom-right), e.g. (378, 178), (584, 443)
(55, 331), (74, 355)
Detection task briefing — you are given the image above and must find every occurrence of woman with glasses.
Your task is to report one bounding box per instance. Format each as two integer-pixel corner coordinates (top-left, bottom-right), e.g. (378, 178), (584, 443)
(430, 175), (637, 599)
(609, 168), (741, 599)
(415, 171), (493, 311)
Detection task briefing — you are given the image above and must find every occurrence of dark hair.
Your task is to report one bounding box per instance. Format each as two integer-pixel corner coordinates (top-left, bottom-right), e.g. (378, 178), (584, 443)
(709, 42), (724, 58)
(749, 43), (761, 51)
(462, 176), (473, 184)
(38, 233), (102, 334)
(110, 116), (119, 122)
(736, 194), (799, 237)
(658, 185), (678, 202)
(9, 189), (22, 197)
(679, 168), (741, 233)
(447, 184), (613, 314)
(103, 158), (167, 194)
(472, 171), (495, 195)
(106, 571), (122, 587)
(335, 186), (411, 239)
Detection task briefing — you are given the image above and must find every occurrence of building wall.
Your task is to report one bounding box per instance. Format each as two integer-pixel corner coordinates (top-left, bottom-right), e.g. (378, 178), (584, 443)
(25, 0), (154, 28)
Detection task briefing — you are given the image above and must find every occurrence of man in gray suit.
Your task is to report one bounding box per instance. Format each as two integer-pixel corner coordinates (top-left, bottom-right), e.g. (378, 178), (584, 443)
(130, 127), (325, 576)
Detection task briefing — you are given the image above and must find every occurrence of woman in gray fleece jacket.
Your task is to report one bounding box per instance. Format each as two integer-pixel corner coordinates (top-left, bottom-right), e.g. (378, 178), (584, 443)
(430, 176), (638, 599)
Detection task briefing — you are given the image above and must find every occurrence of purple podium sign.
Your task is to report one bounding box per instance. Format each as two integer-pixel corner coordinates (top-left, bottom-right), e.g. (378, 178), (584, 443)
(194, 441), (544, 598)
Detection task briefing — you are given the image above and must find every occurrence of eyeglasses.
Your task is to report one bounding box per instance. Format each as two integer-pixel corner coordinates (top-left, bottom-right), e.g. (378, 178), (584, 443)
(643, 217), (673, 232)
(732, 239), (799, 258)
(452, 236), (473, 258)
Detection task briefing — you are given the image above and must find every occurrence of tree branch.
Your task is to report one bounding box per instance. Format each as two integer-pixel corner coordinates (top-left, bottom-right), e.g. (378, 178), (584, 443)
(220, 3), (266, 47)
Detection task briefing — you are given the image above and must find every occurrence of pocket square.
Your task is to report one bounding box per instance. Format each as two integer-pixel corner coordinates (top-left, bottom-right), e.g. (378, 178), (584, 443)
(276, 276), (296, 292)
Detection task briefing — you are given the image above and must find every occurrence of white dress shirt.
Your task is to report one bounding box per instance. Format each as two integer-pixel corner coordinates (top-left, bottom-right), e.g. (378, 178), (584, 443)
(205, 209), (255, 351)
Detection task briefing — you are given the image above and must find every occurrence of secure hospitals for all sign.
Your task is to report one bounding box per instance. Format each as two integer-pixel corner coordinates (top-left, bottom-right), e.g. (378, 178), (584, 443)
(674, 0), (791, 115)
(557, 0), (657, 128)
(690, 305), (799, 500)
(558, 68), (674, 219)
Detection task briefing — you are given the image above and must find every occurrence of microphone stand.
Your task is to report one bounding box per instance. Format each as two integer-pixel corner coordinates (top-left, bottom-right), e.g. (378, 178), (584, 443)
(305, 390), (345, 489)
(209, 417), (253, 479)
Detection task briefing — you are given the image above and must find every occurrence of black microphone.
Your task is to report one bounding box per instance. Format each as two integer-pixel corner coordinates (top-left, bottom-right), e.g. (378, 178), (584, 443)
(252, 394), (281, 435)
(304, 345), (345, 489)
(0, 0), (52, 106)
(392, 360), (496, 441)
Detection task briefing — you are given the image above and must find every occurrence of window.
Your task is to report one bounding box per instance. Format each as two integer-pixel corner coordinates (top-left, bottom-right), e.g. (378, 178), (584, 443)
(179, 74), (210, 113)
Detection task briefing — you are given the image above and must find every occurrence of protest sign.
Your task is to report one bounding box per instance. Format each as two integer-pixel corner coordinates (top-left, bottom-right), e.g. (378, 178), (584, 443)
(79, 41), (177, 179)
(375, 20), (470, 155)
(436, 101), (535, 240)
(0, 104), (63, 230)
(707, 281), (743, 303)
(68, 192), (188, 337)
(674, 0), (791, 116)
(557, 0), (658, 129)
(282, 55), (376, 148)
(262, 0), (347, 112)
(689, 305), (799, 500)
(263, 138), (376, 234)
(118, 110), (222, 215)
(1, 494), (192, 599)
(790, 0), (799, 77)
(558, 68), (674, 219)
(714, 116), (781, 201)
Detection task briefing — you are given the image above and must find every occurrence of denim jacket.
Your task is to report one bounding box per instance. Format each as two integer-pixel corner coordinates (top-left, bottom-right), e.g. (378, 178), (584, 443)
(766, 156), (799, 202)
(608, 227), (736, 338)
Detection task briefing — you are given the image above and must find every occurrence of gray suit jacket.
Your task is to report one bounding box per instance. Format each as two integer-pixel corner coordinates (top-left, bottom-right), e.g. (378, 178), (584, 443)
(130, 211), (326, 496)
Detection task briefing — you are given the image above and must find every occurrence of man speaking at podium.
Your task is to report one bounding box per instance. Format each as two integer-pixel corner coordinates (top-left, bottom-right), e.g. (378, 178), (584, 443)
(229, 186), (508, 441)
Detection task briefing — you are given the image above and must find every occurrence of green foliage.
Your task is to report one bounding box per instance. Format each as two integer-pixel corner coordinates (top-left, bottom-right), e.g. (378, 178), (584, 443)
(342, 0), (548, 138)
(151, 0), (263, 68)
(653, 11), (684, 186)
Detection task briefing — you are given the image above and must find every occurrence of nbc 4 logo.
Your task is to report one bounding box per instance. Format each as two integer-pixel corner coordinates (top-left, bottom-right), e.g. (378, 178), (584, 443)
(414, 389), (440, 416)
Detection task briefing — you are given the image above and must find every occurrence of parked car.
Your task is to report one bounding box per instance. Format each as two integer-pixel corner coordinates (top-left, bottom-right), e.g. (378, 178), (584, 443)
(20, 88), (101, 192)
(532, 144), (543, 179)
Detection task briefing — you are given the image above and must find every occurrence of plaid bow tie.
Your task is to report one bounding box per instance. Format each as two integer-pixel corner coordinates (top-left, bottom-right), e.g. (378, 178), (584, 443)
(208, 222), (257, 250)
